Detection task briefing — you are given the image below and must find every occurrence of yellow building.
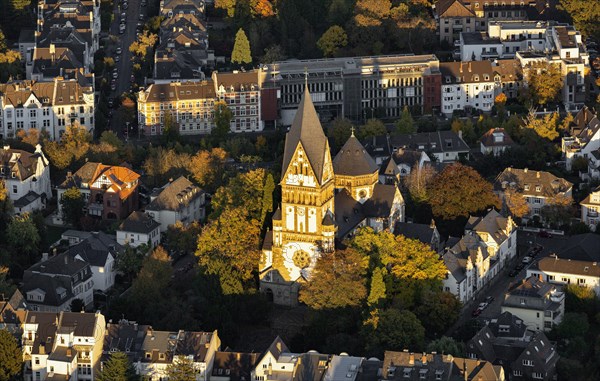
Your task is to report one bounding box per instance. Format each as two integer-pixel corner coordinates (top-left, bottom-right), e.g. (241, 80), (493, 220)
(260, 88), (405, 306)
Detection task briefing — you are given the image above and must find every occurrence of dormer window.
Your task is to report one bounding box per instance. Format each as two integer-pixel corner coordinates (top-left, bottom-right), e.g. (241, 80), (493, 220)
(524, 185), (530, 191)
(445, 76), (451, 83)
(536, 186), (541, 192)
(474, 75), (480, 81)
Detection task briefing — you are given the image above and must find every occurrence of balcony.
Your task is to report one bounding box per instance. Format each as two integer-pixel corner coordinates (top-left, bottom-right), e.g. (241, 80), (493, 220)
(88, 202), (104, 216)
(588, 210), (599, 217)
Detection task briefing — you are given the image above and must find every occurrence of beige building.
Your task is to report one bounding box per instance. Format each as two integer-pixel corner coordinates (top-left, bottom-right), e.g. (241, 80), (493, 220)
(580, 186), (600, 231)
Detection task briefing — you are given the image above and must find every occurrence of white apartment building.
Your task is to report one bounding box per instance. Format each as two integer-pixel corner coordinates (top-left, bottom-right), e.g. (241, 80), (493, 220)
(117, 211), (161, 248)
(145, 176), (205, 232)
(0, 144), (52, 214)
(22, 311), (106, 381)
(439, 61), (497, 116)
(252, 337), (298, 381)
(562, 107), (600, 172)
(580, 186), (600, 231)
(212, 70), (263, 133)
(0, 78), (95, 140)
(528, 256), (600, 296)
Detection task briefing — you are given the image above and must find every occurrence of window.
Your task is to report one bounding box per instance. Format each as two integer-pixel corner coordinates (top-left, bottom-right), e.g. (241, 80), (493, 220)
(524, 184), (530, 191)
(35, 357), (40, 365)
(535, 186), (541, 192)
(523, 359), (533, 366)
(533, 372), (544, 379)
(578, 278), (586, 285)
(514, 370), (522, 376)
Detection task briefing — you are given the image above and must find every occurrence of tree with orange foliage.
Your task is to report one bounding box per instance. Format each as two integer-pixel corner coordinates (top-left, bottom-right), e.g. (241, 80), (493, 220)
(251, 0), (275, 17)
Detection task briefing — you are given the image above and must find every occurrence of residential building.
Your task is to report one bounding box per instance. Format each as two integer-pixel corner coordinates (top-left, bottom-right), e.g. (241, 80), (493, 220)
(381, 350), (505, 380)
(480, 128), (514, 156)
(562, 107), (600, 172)
(0, 144), (52, 214)
(493, 59), (523, 99)
(263, 54), (441, 125)
(0, 77), (95, 140)
(19, 29), (36, 65)
(433, 0), (551, 44)
(211, 351), (260, 381)
(212, 70), (263, 132)
(21, 252), (95, 312)
(382, 131), (470, 163)
(56, 162), (140, 222)
(137, 328), (220, 381)
(501, 276), (565, 331)
(137, 81), (216, 136)
(494, 167), (573, 221)
(60, 230), (94, 246)
(442, 209), (516, 303)
(378, 148), (431, 185)
(63, 231), (123, 292)
(260, 93), (404, 306)
(145, 176), (205, 232)
(323, 355), (365, 381)
(22, 311), (106, 381)
(528, 256), (600, 296)
(580, 186), (600, 231)
(251, 337), (299, 381)
(439, 61), (497, 116)
(550, 233), (600, 262)
(394, 221), (442, 252)
(466, 311), (558, 381)
(0, 290), (26, 334)
(117, 211), (162, 248)
(160, 0), (205, 17)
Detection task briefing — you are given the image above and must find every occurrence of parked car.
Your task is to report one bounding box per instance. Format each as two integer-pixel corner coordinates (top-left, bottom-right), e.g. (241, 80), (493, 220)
(538, 230), (552, 238)
(139, 13), (144, 21)
(472, 307), (483, 317)
(478, 302), (488, 311)
(115, 55), (121, 62)
(116, 47), (122, 55)
(484, 296), (494, 304)
(522, 256), (532, 264)
(119, 24), (126, 34)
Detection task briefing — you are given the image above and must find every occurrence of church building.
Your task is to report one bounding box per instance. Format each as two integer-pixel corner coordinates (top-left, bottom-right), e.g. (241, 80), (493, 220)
(260, 87), (404, 306)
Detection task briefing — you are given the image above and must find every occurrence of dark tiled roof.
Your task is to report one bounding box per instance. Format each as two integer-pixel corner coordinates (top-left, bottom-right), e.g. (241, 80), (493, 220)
(59, 162), (100, 188)
(333, 134), (378, 176)
(144, 81), (215, 102)
(146, 176), (203, 212)
(394, 222), (436, 245)
(388, 131), (469, 155)
(363, 183), (399, 218)
(334, 189), (365, 238)
(13, 191), (41, 208)
(553, 234), (600, 262)
(487, 311), (527, 339)
(480, 128), (514, 148)
(506, 276), (553, 299)
(293, 352), (331, 381)
(440, 61), (496, 84)
(265, 336), (289, 361)
(282, 87), (330, 184)
(119, 211), (161, 234)
(65, 231), (123, 267)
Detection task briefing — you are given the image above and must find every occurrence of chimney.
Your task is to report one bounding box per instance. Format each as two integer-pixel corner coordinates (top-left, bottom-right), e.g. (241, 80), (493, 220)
(64, 255), (68, 265)
(50, 44), (56, 63)
(536, 171), (540, 178)
(409, 353), (415, 365)
(42, 253), (48, 261)
(460, 63), (463, 74)
(458, 130), (463, 139)
(39, 344), (45, 355)
(524, 168), (528, 173)
(67, 348), (72, 357)
(421, 354), (427, 365)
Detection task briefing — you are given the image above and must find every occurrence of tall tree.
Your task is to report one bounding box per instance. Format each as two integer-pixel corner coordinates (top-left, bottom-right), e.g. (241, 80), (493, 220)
(317, 26), (348, 57)
(428, 163), (500, 220)
(405, 164), (437, 203)
(161, 111), (181, 145)
(368, 267), (387, 308)
(0, 329), (21, 381)
(298, 248), (368, 310)
(426, 336), (464, 356)
(523, 110), (560, 141)
(97, 351), (139, 381)
(166, 357), (197, 381)
(525, 61), (563, 106)
(60, 187), (85, 228)
(541, 194), (574, 227)
(0, 28), (6, 52)
(558, 0), (600, 39)
(328, 117), (354, 151)
(188, 148), (228, 192)
(260, 173), (275, 226)
(395, 107), (415, 134)
(503, 188), (530, 219)
(215, 0), (236, 17)
(129, 247), (173, 321)
(363, 308), (425, 355)
(231, 28), (252, 65)
(6, 213), (40, 258)
(212, 101), (233, 139)
(354, 0), (392, 27)
(359, 118), (386, 140)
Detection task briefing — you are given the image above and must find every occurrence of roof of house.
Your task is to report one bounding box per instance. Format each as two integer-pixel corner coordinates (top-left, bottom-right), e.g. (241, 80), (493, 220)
(333, 134), (378, 177)
(0, 145), (49, 182)
(213, 71), (261, 92)
(211, 351), (260, 381)
(65, 231), (123, 267)
(440, 61), (496, 84)
(265, 336), (290, 361)
(480, 128), (515, 148)
(487, 311), (528, 339)
(392, 148), (424, 168)
(281, 87), (330, 184)
(143, 81), (215, 102)
(553, 233), (600, 262)
(146, 176), (203, 212)
(119, 211), (161, 234)
(494, 167), (573, 198)
(535, 256), (600, 277)
(580, 186), (600, 206)
(174, 331), (214, 362)
(506, 276), (554, 299)
(465, 209), (512, 245)
(334, 189), (365, 238)
(323, 355), (364, 381)
(461, 32), (502, 45)
(387, 131), (470, 155)
(493, 59), (522, 82)
(57, 311), (100, 337)
(394, 222), (436, 245)
(293, 352), (331, 381)
(435, 0), (475, 17)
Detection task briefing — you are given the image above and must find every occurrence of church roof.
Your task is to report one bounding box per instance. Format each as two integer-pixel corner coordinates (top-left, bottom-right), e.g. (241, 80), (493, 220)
(333, 134), (378, 176)
(281, 87), (329, 184)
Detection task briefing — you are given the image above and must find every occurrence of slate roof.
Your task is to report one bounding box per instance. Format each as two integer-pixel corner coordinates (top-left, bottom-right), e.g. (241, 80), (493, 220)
(487, 311), (527, 339)
(293, 352), (331, 381)
(387, 131), (470, 155)
(265, 336), (289, 361)
(363, 184), (399, 218)
(119, 211), (161, 234)
(440, 61), (496, 84)
(394, 222), (436, 245)
(323, 355), (364, 381)
(334, 189), (365, 238)
(553, 233), (600, 262)
(494, 167), (572, 198)
(281, 87), (330, 184)
(480, 128), (514, 148)
(211, 351), (260, 381)
(506, 276), (554, 300)
(0, 145), (48, 182)
(58, 311), (100, 337)
(379, 156), (400, 177)
(104, 320), (150, 357)
(465, 209), (511, 245)
(146, 176), (203, 212)
(392, 149), (423, 168)
(65, 231), (123, 267)
(333, 134), (378, 176)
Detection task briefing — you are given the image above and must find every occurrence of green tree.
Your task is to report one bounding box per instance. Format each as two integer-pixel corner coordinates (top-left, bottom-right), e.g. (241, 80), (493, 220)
(0, 180), (13, 233)
(364, 308), (425, 355)
(428, 163), (500, 220)
(232, 28), (252, 65)
(317, 26), (348, 57)
(368, 267), (387, 308)
(6, 213), (40, 257)
(261, 44), (285, 64)
(556, 312), (589, 339)
(414, 290), (461, 336)
(100, 130), (124, 150)
(359, 118), (386, 140)
(0, 329), (22, 381)
(166, 357), (197, 381)
(210, 169), (268, 221)
(129, 247), (173, 321)
(97, 351), (139, 381)
(558, 0), (600, 39)
(0, 28), (6, 52)
(525, 62), (563, 106)
(450, 119), (476, 145)
(212, 101), (233, 139)
(260, 173), (275, 225)
(215, 0), (236, 17)
(405, 164), (437, 203)
(540, 194), (573, 227)
(299, 248), (368, 309)
(328, 117), (354, 150)
(188, 148), (228, 192)
(161, 111), (181, 145)
(165, 222), (202, 254)
(354, 0), (391, 27)
(395, 107), (416, 134)
(115, 245), (148, 282)
(426, 336), (464, 356)
(69, 298), (85, 312)
(60, 187), (85, 228)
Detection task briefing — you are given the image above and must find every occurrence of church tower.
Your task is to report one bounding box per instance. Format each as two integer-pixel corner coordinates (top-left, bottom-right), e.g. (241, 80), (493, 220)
(260, 87), (336, 306)
(333, 131), (379, 203)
